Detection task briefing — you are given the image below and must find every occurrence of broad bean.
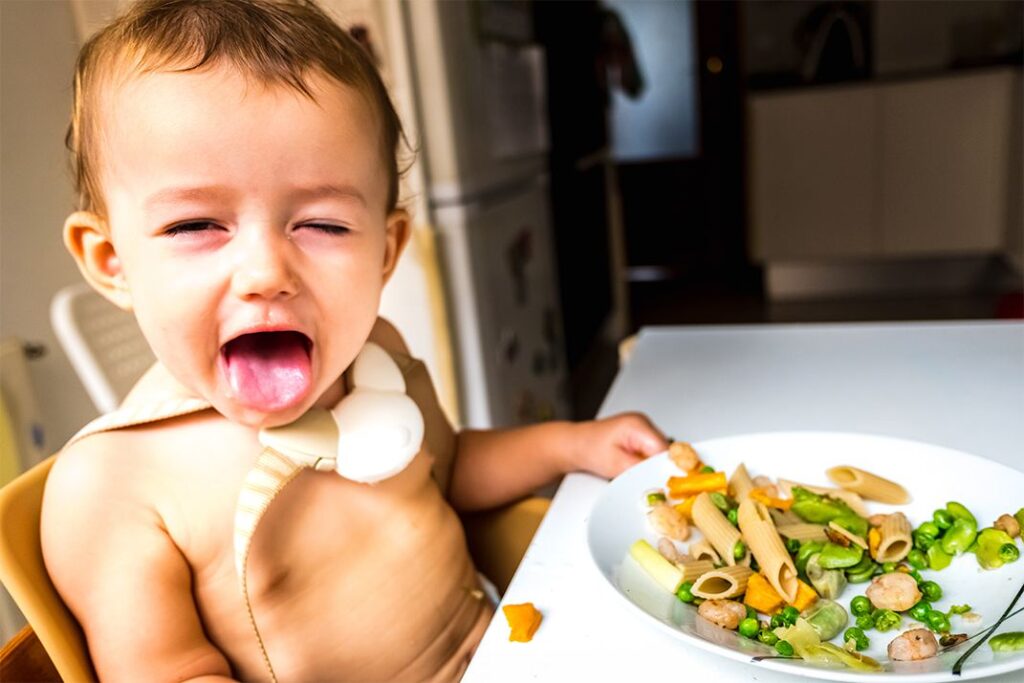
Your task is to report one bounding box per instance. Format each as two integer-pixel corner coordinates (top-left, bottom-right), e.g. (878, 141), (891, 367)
(945, 501), (976, 524)
(989, 632), (1024, 652)
(940, 517), (978, 555)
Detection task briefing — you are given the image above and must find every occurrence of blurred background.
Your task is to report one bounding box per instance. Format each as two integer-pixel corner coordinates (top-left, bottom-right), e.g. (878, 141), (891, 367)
(0, 0), (1022, 640)
(1, 0), (1022, 465)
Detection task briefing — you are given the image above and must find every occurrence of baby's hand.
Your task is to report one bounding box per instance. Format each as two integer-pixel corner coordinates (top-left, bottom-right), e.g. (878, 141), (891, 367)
(570, 412), (668, 480)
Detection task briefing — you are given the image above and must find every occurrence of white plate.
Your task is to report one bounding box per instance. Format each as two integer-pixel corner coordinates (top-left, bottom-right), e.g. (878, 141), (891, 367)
(587, 432), (1024, 682)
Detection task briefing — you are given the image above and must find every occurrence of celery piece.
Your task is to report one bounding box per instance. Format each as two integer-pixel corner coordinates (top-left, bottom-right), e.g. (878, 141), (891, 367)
(629, 539), (684, 594)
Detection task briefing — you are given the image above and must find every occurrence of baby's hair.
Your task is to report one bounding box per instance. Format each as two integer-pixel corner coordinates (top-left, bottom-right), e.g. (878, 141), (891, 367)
(66, 0), (405, 215)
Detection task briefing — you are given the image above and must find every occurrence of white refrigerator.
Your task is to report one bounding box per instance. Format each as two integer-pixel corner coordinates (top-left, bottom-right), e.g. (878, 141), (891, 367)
(399, 0), (570, 428)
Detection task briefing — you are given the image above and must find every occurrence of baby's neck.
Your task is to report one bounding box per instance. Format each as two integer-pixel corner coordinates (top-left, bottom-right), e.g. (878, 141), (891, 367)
(311, 374), (348, 412)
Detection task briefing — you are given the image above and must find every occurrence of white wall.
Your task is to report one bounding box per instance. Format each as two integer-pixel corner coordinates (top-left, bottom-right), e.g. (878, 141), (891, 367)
(1, 0), (100, 449)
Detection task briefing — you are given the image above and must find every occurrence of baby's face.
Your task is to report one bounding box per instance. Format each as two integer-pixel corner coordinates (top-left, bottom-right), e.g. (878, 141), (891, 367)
(95, 65), (405, 428)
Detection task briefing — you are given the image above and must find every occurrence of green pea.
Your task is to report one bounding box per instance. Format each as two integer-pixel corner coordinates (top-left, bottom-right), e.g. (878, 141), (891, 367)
(818, 542), (864, 569)
(700, 465), (715, 474)
(850, 595), (871, 617)
(919, 580), (942, 602)
(739, 617), (760, 639)
(913, 530), (937, 551)
(946, 501), (976, 524)
(734, 540), (747, 561)
(1000, 543), (1020, 563)
(989, 631), (1024, 652)
(932, 508), (954, 530)
(873, 609), (901, 632)
(909, 600), (932, 622)
(926, 609), (951, 633)
(927, 544), (952, 570)
(676, 581), (695, 603)
(775, 639), (795, 657)
(709, 491), (731, 513)
(646, 491), (667, 505)
(781, 605), (800, 626)
(844, 627), (870, 651)
(940, 517), (978, 555)
(785, 537), (801, 554)
(906, 549), (927, 569)
(727, 508), (739, 526)
(757, 628), (779, 646)
(881, 561), (897, 573)
(770, 613), (786, 629)
(855, 614), (874, 631)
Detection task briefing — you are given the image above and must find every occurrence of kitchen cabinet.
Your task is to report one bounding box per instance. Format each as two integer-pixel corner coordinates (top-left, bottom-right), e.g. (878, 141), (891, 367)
(748, 67), (1019, 263)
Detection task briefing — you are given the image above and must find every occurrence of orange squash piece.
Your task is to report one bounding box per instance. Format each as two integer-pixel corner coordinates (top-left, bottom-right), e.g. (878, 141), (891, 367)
(749, 487), (793, 511)
(503, 602), (543, 642)
(674, 496), (697, 520)
(667, 471), (727, 498)
(786, 579), (819, 613)
(743, 573), (785, 615)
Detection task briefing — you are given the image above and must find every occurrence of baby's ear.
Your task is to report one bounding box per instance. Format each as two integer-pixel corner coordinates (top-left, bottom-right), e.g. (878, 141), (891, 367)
(63, 211), (132, 310)
(382, 209), (411, 284)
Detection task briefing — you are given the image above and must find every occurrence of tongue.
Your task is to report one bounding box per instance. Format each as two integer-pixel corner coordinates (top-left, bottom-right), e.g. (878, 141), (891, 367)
(223, 332), (312, 412)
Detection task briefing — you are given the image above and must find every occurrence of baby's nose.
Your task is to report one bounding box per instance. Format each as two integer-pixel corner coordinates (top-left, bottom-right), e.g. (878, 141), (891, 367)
(230, 233), (298, 300)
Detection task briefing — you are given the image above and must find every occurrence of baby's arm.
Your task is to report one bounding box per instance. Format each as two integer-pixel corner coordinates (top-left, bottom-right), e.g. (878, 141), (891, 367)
(448, 414), (668, 512)
(41, 437), (235, 682)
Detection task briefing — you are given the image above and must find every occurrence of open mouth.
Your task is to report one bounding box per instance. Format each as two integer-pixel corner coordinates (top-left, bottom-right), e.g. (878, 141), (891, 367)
(220, 330), (313, 412)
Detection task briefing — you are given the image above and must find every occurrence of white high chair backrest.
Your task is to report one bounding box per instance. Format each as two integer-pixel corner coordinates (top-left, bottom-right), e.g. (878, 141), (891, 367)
(49, 283), (155, 414)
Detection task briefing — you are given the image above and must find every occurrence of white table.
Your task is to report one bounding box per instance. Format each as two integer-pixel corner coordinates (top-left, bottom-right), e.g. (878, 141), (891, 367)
(463, 321), (1024, 682)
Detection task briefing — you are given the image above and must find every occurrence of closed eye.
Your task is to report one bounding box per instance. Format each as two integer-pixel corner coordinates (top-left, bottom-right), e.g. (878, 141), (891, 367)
(300, 223), (351, 236)
(164, 220), (223, 236)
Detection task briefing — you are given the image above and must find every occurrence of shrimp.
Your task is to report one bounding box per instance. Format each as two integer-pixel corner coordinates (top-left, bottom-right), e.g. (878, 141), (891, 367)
(697, 599), (747, 630)
(866, 572), (922, 612)
(657, 537), (682, 564)
(887, 628), (938, 661)
(668, 441), (699, 472)
(648, 503), (690, 541)
(995, 513), (1020, 538)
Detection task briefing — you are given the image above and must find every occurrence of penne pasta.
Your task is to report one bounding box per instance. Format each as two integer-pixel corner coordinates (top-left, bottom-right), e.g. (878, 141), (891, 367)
(687, 538), (721, 565)
(691, 492), (745, 566)
(729, 463), (755, 503)
(874, 511), (913, 563)
(778, 479), (870, 518)
(737, 499), (798, 603)
(827, 521), (868, 549)
(770, 508), (803, 527)
(691, 565), (754, 600)
(776, 523), (829, 542)
(676, 559), (716, 584)
(826, 465), (910, 505)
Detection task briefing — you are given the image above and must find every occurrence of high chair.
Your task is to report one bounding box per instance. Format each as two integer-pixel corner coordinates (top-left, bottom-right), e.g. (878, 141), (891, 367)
(0, 454), (548, 681)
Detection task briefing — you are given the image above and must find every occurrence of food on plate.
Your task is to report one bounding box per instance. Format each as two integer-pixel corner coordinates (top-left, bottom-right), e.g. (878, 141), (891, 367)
(873, 512), (913, 563)
(736, 499), (798, 603)
(989, 631), (1024, 652)
(692, 492), (749, 567)
(697, 598), (747, 630)
(647, 502), (690, 541)
(728, 463), (755, 503)
(826, 465), (910, 505)
(691, 566), (754, 600)
(866, 572), (921, 612)
(502, 602), (542, 643)
(994, 513), (1020, 538)
(668, 441), (700, 472)
(629, 448), (1024, 671)
(887, 628), (938, 661)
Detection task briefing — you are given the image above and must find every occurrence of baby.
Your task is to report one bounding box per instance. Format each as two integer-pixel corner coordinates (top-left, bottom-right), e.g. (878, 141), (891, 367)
(40, 1), (667, 681)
